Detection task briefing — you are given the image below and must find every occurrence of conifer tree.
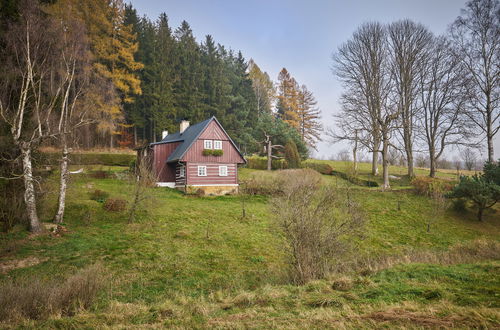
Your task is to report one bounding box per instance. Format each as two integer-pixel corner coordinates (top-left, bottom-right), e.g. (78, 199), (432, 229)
(297, 84), (322, 148)
(276, 68), (300, 130)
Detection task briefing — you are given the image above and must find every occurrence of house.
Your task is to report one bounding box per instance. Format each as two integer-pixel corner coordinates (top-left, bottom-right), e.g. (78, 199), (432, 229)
(149, 116), (246, 195)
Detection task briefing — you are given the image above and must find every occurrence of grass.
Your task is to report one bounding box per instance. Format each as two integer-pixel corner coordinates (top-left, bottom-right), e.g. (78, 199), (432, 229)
(0, 162), (499, 328)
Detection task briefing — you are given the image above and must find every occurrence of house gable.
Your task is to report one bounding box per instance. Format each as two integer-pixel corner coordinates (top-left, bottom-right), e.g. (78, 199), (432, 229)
(181, 119), (246, 164)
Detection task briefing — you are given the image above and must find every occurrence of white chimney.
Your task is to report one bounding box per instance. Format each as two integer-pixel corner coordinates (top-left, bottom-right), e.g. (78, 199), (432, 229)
(162, 130), (168, 139)
(180, 120), (190, 133)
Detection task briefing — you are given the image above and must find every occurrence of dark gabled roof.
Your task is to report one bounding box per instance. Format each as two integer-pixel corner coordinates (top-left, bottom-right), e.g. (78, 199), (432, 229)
(150, 116), (246, 164)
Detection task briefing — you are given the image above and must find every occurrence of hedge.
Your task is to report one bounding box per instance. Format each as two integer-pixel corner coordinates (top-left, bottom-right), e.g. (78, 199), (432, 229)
(40, 152), (135, 166)
(301, 161), (333, 175)
(246, 156), (287, 170)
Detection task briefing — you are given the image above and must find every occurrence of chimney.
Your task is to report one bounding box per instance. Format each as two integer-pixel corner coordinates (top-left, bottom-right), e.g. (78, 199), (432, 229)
(161, 130), (168, 139)
(180, 120), (190, 133)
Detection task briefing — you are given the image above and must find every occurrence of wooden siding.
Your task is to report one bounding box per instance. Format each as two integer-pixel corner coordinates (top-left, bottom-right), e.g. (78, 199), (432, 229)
(182, 121), (245, 164)
(153, 142), (180, 181)
(186, 163), (238, 185)
(175, 162), (186, 186)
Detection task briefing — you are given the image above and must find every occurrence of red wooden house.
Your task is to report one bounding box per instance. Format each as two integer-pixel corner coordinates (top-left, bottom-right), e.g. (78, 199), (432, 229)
(150, 117), (246, 195)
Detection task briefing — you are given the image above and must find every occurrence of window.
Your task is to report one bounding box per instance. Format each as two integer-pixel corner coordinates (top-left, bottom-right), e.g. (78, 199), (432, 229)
(204, 140), (212, 149)
(179, 165), (185, 178)
(197, 166), (207, 176)
(219, 165), (228, 176)
(214, 140), (222, 150)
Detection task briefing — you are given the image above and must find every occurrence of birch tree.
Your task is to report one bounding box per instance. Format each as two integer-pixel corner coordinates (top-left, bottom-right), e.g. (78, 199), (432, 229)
(0, 2), (62, 232)
(450, 0), (500, 162)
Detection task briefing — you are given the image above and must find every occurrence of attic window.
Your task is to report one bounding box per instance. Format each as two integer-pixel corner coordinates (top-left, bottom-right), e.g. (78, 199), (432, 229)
(214, 140), (222, 150)
(204, 140), (212, 149)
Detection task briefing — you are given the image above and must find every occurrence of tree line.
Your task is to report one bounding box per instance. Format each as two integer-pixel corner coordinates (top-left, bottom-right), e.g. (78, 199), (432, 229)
(0, 0), (322, 232)
(330, 0), (499, 188)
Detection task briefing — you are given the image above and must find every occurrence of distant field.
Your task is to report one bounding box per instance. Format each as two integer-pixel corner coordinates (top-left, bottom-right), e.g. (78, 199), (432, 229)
(0, 163), (498, 328)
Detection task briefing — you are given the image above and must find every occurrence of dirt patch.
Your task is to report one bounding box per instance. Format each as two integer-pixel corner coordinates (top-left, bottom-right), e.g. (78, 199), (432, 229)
(0, 256), (47, 274)
(363, 309), (466, 327)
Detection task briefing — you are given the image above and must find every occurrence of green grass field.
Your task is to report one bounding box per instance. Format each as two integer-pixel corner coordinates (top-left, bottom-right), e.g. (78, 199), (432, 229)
(0, 162), (499, 328)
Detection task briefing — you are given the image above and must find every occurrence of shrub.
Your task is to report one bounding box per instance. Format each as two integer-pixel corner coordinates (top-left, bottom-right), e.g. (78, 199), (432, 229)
(284, 141), (301, 169)
(0, 263), (106, 321)
(451, 198), (467, 212)
(271, 170), (364, 284)
(411, 176), (454, 196)
(103, 198), (127, 212)
(89, 189), (110, 203)
(448, 169), (500, 221)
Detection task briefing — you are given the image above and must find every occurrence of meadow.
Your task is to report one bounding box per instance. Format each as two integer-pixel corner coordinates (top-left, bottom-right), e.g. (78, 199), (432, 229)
(0, 160), (498, 328)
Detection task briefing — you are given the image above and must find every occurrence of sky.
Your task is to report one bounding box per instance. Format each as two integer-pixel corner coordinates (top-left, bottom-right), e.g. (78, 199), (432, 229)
(129, 0), (499, 160)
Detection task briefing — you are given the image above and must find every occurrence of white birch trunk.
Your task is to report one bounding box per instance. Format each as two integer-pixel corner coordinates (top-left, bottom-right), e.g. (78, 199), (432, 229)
(20, 144), (42, 232)
(54, 137), (69, 224)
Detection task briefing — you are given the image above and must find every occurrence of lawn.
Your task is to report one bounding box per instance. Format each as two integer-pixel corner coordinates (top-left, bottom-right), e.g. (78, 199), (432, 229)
(0, 164), (499, 328)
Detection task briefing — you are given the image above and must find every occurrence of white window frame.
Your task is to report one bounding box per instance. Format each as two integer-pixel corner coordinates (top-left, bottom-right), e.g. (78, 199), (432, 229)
(219, 165), (228, 176)
(203, 140), (212, 149)
(197, 165), (207, 176)
(214, 140), (223, 150)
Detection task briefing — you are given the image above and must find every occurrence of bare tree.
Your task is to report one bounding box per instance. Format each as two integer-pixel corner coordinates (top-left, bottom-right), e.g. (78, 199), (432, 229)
(462, 147), (477, 171)
(128, 151), (155, 223)
(262, 132), (284, 170)
(51, 4), (93, 224)
(388, 19), (433, 178)
(0, 2), (64, 232)
(449, 0), (500, 162)
(417, 35), (474, 177)
(270, 170), (364, 284)
(332, 22), (401, 188)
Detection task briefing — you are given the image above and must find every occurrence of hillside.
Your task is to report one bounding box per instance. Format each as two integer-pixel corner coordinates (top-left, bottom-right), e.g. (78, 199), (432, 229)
(0, 162), (499, 328)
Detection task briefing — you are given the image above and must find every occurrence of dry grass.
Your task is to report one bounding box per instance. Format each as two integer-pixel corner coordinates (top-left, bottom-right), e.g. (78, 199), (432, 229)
(339, 238), (500, 275)
(0, 263), (106, 321)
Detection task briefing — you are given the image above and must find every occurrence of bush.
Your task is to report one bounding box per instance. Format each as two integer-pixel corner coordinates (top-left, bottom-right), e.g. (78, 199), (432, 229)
(271, 170), (364, 284)
(0, 263), (106, 321)
(103, 198), (127, 212)
(246, 156), (287, 170)
(302, 161), (333, 175)
(284, 141), (301, 169)
(89, 189), (109, 203)
(411, 176), (454, 196)
(451, 198), (467, 212)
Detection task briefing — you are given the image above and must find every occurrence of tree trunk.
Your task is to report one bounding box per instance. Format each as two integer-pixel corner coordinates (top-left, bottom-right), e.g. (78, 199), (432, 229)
(134, 126), (138, 147)
(54, 136), (69, 224)
(477, 207), (483, 221)
(372, 151), (379, 176)
(267, 138), (272, 171)
(20, 144), (42, 233)
(353, 130), (358, 174)
(381, 137), (390, 190)
(487, 111), (494, 162)
(405, 146), (414, 178)
(429, 157), (437, 178)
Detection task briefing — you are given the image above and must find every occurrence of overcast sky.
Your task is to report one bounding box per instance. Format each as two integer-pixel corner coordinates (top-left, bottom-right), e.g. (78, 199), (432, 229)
(130, 0), (499, 160)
